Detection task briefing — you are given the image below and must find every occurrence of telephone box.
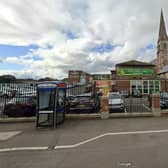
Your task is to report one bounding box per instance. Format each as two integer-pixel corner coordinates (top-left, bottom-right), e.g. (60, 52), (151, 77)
(36, 81), (67, 128)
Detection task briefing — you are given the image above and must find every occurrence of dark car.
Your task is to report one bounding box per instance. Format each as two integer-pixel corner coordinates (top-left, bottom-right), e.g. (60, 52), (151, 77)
(68, 93), (100, 113)
(4, 96), (36, 117)
(160, 92), (168, 109)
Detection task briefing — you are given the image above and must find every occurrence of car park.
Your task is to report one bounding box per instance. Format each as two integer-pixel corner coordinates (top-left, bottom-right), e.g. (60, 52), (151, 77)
(108, 92), (125, 112)
(68, 93), (100, 113)
(3, 96), (36, 117)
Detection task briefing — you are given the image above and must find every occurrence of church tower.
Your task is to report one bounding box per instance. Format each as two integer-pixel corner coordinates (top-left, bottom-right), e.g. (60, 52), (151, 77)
(157, 10), (168, 73)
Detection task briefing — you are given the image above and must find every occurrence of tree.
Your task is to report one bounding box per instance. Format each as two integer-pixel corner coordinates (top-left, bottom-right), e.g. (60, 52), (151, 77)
(38, 77), (57, 81)
(0, 75), (16, 83)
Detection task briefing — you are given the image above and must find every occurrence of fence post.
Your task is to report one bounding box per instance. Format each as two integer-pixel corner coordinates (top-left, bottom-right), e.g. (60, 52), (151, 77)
(152, 93), (161, 117)
(101, 96), (109, 119)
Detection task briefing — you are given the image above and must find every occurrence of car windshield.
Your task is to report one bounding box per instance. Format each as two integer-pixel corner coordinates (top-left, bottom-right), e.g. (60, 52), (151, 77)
(109, 94), (121, 99)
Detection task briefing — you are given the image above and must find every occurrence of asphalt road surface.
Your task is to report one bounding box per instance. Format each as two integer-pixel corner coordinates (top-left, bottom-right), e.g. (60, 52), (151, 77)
(1, 117), (168, 168)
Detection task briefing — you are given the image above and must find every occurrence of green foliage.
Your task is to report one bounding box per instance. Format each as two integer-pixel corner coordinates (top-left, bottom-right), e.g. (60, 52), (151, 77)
(0, 75), (16, 83)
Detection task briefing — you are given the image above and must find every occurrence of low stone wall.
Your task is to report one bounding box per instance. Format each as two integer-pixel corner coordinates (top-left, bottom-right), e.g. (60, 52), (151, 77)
(100, 96), (109, 119)
(151, 93), (161, 117)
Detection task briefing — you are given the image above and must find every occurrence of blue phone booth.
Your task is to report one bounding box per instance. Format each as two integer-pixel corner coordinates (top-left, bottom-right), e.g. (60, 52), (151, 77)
(36, 81), (67, 128)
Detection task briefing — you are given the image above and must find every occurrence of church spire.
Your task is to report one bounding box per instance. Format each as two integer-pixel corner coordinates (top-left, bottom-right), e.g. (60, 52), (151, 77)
(158, 9), (168, 42)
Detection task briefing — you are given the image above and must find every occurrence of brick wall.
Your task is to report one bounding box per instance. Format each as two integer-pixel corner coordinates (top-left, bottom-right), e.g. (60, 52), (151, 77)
(116, 80), (130, 94)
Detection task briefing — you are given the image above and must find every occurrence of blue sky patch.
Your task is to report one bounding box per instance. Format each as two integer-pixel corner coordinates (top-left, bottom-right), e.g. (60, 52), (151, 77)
(32, 55), (43, 61)
(90, 43), (116, 53)
(140, 44), (156, 52)
(0, 62), (24, 71)
(45, 44), (53, 49)
(0, 44), (39, 58)
(146, 44), (156, 50)
(64, 31), (78, 39)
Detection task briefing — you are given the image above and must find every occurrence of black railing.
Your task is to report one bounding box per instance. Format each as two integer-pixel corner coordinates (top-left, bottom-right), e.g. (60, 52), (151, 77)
(0, 82), (99, 117)
(66, 83), (101, 114)
(0, 82), (37, 118)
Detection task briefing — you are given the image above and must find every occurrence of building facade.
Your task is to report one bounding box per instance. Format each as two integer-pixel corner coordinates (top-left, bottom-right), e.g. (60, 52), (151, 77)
(68, 70), (91, 84)
(111, 60), (160, 95)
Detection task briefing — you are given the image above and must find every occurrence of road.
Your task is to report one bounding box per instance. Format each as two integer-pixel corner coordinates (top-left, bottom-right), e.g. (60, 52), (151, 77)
(0, 117), (168, 167)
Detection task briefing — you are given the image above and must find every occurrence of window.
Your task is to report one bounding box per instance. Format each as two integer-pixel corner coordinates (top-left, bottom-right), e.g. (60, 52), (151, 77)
(143, 81), (148, 94)
(149, 81), (154, 94)
(39, 90), (55, 111)
(131, 80), (160, 95)
(154, 80), (160, 93)
(57, 89), (65, 108)
(143, 80), (160, 94)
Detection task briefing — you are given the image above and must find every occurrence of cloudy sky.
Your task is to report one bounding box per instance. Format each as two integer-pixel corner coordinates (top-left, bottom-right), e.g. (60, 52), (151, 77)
(0, 0), (167, 79)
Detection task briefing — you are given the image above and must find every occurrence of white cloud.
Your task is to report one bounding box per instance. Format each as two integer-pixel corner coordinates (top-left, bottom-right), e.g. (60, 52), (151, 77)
(0, 0), (167, 79)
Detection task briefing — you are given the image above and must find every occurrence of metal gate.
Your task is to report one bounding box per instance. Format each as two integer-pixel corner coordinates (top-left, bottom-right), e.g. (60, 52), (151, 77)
(124, 96), (152, 113)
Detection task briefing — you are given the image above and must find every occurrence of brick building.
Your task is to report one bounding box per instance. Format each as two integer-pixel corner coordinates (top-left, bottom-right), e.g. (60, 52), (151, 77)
(111, 60), (160, 95)
(68, 70), (91, 84)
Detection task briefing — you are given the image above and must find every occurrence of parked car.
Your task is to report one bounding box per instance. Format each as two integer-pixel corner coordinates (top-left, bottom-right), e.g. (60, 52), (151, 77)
(3, 96), (36, 117)
(68, 93), (100, 113)
(160, 92), (168, 109)
(108, 92), (125, 112)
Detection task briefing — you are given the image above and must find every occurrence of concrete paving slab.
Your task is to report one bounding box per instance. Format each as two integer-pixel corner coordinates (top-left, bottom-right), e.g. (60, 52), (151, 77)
(0, 131), (21, 141)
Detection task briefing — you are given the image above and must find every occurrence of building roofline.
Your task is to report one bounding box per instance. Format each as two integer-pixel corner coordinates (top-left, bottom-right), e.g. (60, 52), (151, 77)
(116, 60), (156, 67)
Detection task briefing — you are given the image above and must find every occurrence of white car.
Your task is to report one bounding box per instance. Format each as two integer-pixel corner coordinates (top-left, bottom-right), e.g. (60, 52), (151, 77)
(108, 92), (125, 112)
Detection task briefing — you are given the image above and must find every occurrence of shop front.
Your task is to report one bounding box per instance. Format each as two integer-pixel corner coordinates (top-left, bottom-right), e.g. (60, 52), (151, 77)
(112, 60), (159, 95)
(130, 80), (160, 95)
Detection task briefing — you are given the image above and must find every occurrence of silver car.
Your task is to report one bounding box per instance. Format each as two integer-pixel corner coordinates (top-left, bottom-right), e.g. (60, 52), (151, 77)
(108, 92), (125, 112)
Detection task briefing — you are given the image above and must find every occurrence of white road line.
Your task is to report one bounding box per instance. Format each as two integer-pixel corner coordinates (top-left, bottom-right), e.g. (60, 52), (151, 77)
(55, 133), (108, 149)
(1, 129), (168, 152)
(54, 129), (168, 149)
(0, 146), (48, 152)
